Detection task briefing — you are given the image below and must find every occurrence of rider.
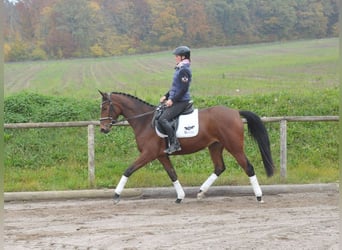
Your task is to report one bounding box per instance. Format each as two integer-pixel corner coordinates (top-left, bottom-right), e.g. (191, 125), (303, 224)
(158, 45), (192, 154)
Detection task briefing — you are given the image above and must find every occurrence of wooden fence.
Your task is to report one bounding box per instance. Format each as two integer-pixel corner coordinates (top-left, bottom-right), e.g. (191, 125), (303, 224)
(5, 116), (339, 187)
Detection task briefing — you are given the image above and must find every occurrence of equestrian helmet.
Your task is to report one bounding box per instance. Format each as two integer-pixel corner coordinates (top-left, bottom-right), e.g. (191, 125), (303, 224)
(172, 46), (191, 59)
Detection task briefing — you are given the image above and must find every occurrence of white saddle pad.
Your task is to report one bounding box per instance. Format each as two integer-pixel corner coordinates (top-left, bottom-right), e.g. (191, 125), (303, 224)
(156, 109), (199, 138)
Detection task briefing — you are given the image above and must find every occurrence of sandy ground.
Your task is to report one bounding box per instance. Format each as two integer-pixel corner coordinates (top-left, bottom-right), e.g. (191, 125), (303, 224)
(4, 191), (339, 250)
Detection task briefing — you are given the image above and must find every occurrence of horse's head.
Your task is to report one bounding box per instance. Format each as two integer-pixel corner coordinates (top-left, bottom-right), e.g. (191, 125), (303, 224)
(99, 90), (120, 134)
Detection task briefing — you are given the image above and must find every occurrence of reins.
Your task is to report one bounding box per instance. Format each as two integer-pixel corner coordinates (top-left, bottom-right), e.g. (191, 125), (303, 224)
(100, 99), (159, 126)
(113, 109), (156, 125)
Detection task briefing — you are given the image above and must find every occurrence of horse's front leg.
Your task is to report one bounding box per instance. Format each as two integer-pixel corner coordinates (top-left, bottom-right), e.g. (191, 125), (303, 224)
(158, 155), (185, 203)
(114, 175), (128, 203)
(114, 153), (155, 204)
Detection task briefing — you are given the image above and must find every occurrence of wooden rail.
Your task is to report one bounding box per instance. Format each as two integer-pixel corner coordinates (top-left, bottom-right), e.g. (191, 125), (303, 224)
(5, 116), (339, 187)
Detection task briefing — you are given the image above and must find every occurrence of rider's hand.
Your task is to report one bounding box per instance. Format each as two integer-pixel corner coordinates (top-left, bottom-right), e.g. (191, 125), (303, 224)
(160, 96), (166, 103)
(165, 99), (173, 107)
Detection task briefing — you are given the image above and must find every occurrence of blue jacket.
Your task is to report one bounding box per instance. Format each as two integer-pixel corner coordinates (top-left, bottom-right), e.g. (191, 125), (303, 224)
(166, 62), (192, 102)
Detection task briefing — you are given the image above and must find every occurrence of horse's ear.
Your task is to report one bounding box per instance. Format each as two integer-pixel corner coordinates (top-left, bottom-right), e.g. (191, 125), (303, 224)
(98, 89), (108, 99)
(98, 89), (105, 97)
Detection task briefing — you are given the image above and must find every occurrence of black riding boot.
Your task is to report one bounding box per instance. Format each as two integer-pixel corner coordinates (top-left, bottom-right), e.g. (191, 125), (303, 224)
(159, 119), (181, 154)
(166, 133), (181, 154)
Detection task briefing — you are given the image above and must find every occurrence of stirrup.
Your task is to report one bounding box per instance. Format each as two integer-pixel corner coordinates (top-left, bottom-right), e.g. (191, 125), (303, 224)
(164, 144), (181, 154)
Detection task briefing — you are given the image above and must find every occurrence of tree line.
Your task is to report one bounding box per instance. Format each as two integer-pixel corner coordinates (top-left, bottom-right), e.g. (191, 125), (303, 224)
(4, 0), (338, 61)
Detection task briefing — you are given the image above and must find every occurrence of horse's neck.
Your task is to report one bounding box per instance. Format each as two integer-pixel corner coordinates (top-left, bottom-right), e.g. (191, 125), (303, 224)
(111, 93), (154, 132)
(119, 99), (154, 128)
(123, 106), (152, 120)
(125, 107), (154, 136)
(119, 98), (150, 116)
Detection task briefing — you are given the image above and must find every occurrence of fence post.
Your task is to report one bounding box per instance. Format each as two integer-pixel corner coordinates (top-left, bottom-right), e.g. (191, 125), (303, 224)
(88, 124), (95, 188)
(280, 119), (287, 179)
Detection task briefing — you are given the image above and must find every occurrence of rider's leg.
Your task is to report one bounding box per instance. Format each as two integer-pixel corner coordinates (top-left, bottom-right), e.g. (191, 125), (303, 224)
(158, 102), (188, 154)
(158, 118), (181, 154)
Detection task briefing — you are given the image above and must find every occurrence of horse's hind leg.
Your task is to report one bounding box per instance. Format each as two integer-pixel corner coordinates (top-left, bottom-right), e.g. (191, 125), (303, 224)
(197, 142), (225, 200)
(246, 160), (263, 202)
(233, 151), (264, 203)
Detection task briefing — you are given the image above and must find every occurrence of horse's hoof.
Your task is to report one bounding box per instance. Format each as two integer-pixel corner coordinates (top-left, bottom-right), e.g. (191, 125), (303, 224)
(175, 198), (183, 204)
(256, 196), (264, 203)
(113, 193), (121, 205)
(197, 191), (205, 200)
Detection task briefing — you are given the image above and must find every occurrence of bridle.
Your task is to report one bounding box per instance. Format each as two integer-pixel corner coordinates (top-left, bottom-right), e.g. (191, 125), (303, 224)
(100, 99), (157, 126)
(99, 100), (117, 125)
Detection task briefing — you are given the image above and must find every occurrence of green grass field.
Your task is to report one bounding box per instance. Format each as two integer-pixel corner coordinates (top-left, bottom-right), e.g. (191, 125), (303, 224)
(5, 38), (338, 100)
(4, 38), (339, 192)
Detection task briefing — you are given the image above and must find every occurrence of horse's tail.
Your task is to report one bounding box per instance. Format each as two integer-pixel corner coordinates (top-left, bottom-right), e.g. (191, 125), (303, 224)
(239, 110), (274, 177)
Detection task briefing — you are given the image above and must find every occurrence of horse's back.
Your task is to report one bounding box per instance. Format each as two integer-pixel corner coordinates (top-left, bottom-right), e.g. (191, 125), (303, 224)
(194, 105), (244, 148)
(199, 105), (241, 123)
(197, 105), (243, 134)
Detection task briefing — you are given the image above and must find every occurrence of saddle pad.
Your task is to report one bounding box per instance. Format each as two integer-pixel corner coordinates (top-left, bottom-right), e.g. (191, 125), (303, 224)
(156, 109), (199, 138)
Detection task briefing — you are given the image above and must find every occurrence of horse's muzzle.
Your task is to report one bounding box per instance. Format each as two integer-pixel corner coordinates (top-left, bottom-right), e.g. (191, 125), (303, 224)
(100, 127), (110, 134)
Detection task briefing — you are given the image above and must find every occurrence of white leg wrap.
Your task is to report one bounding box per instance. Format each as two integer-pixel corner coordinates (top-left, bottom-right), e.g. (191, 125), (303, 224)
(173, 180), (185, 199)
(115, 175), (128, 195)
(200, 173), (218, 193)
(249, 175), (262, 197)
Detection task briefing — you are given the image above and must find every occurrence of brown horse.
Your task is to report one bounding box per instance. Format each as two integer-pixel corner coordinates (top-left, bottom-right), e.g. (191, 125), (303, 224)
(99, 91), (274, 204)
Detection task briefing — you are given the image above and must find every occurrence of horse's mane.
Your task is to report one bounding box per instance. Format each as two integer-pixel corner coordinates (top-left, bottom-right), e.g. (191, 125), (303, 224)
(111, 92), (156, 108)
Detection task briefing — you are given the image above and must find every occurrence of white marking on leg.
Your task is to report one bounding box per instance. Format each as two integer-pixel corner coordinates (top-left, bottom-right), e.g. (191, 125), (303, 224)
(198, 173), (218, 200)
(249, 175), (263, 200)
(115, 175), (128, 195)
(173, 180), (185, 200)
(200, 173), (218, 193)
(197, 191), (205, 200)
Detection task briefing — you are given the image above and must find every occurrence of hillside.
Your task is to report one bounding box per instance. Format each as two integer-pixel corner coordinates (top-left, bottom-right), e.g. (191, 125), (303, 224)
(4, 38), (339, 101)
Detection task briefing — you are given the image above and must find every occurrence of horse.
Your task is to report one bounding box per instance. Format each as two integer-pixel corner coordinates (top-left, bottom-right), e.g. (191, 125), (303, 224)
(99, 91), (275, 204)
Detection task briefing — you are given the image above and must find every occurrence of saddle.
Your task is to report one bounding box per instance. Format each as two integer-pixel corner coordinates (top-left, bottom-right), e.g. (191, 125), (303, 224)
(152, 101), (199, 138)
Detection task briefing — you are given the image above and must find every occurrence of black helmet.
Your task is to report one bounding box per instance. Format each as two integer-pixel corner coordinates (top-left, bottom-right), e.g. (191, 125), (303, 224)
(172, 46), (191, 59)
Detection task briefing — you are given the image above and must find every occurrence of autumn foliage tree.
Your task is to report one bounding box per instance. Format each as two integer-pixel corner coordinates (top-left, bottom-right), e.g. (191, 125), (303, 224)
(3, 0), (339, 62)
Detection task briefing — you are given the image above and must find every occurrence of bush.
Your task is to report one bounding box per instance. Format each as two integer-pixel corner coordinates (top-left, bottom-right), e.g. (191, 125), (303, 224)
(4, 92), (99, 123)
(30, 48), (48, 61)
(90, 43), (105, 57)
(6, 40), (29, 62)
